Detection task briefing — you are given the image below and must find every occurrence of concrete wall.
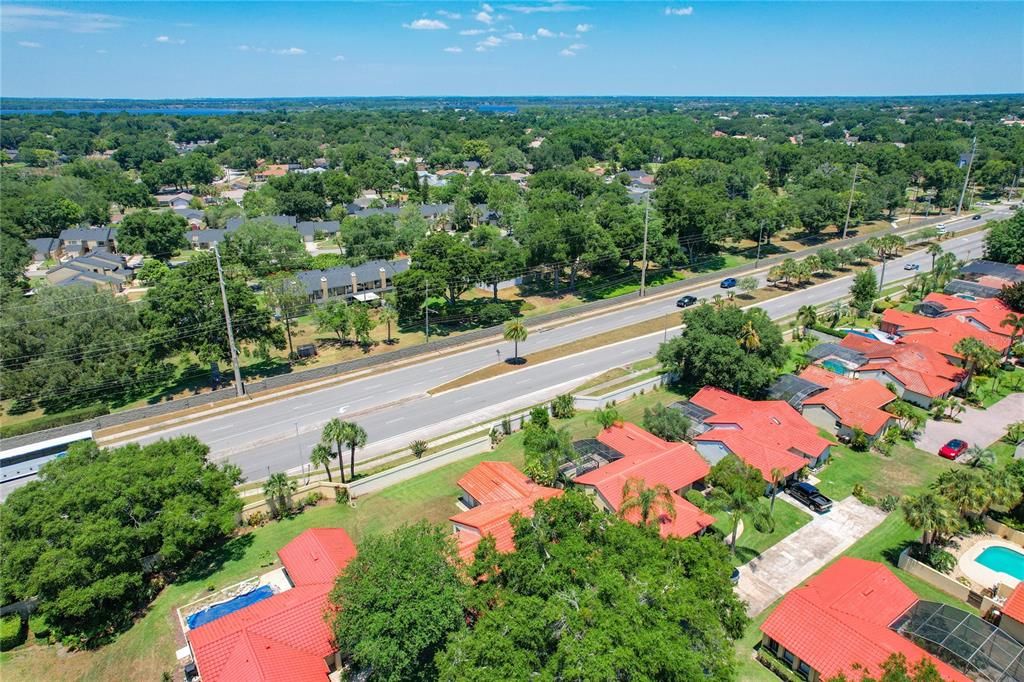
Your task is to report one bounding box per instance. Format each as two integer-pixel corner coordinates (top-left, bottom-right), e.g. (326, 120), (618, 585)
(1001, 613), (1024, 645)
(985, 516), (1024, 546)
(573, 374), (667, 411)
(898, 548), (972, 601)
(801, 404), (841, 436)
(241, 480), (347, 522)
(346, 436), (490, 498)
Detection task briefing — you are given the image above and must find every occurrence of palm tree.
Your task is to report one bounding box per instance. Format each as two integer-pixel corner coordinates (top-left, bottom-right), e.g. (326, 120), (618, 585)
(934, 469), (985, 518)
(1000, 312), (1024, 361)
(710, 487), (758, 556)
(768, 467), (786, 515)
(901, 491), (957, 550)
(341, 421), (368, 481)
(504, 319), (528, 364)
(309, 443), (335, 482)
(263, 472), (297, 517)
(965, 445), (996, 470)
(796, 305), (818, 339)
(953, 337), (999, 394)
(322, 418), (348, 484)
(828, 299), (849, 328)
(767, 265), (784, 287)
(380, 305), (399, 345)
(619, 477), (676, 528)
(590, 406), (621, 430)
(926, 242), (943, 292)
(738, 320), (761, 353)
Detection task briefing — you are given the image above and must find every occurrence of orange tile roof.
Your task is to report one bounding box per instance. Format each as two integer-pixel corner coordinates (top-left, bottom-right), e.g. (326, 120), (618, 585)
(457, 461), (544, 505)
(922, 293), (1015, 339)
(839, 335), (962, 398)
(881, 308), (1008, 354)
(689, 387), (830, 481)
(761, 558), (969, 682)
(1002, 583), (1024, 624)
(188, 528), (357, 682)
(452, 463), (561, 562)
(798, 366), (897, 436)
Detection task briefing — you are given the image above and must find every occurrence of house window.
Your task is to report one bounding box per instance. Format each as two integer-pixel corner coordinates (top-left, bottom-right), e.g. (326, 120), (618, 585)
(782, 649), (795, 666)
(797, 661), (811, 679)
(764, 637), (779, 654)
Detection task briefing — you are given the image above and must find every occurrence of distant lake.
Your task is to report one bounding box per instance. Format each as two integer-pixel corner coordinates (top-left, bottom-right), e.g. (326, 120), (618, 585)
(3, 108), (252, 116)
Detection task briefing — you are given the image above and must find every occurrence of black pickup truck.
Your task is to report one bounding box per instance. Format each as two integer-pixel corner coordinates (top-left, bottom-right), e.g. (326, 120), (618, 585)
(788, 482), (833, 513)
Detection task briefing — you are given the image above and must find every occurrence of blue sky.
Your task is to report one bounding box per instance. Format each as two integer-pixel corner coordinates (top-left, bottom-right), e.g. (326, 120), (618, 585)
(2, 1), (1021, 98)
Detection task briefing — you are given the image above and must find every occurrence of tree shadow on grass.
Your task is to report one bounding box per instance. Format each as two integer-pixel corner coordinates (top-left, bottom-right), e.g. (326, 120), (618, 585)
(174, 534), (256, 585)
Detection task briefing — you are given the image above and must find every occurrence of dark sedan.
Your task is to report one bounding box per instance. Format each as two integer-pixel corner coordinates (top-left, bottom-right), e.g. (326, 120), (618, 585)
(788, 482), (833, 513)
(676, 295), (698, 308)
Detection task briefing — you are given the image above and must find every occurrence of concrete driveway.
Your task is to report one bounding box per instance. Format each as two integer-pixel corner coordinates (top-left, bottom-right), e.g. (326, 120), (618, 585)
(735, 496), (887, 616)
(917, 393), (1024, 456)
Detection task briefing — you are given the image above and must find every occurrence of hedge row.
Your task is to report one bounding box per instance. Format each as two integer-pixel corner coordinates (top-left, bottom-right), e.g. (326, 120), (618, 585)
(0, 614), (25, 651)
(0, 404), (109, 439)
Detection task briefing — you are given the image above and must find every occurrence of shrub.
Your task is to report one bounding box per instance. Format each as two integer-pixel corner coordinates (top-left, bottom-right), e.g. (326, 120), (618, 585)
(0, 404), (110, 439)
(642, 404), (691, 442)
(550, 394), (576, 419)
(851, 483), (877, 507)
(880, 495), (900, 513)
(409, 440), (429, 459)
(246, 510), (270, 527)
(335, 486), (350, 505)
(0, 615), (25, 650)
(302, 492), (323, 508)
(501, 416), (513, 436)
(849, 427), (869, 451)
(684, 489), (707, 510)
(478, 302), (512, 327)
(811, 323), (847, 339)
(489, 427), (504, 447)
(529, 406), (550, 430)
(914, 546), (956, 574)
(28, 614), (50, 640)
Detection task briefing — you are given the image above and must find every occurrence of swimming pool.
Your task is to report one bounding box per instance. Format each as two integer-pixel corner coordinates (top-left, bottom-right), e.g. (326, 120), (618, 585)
(821, 360), (848, 375)
(975, 546), (1024, 581)
(186, 584), (275, 630)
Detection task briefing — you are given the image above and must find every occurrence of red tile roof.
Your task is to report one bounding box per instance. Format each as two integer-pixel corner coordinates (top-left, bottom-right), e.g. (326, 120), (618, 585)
(839, 335), (962, 398)
(1002, 583), (1024, 624)
(572, 423), (714, 539)
(188, 528), (357, 682)
(881, 308), (1009, 355)
(689, 387), (830, 481)
(798, 365), (897, 436)
(922, 293), (1015, 339)
(761, 558), (969, 682)
(452, 463), (561, 562)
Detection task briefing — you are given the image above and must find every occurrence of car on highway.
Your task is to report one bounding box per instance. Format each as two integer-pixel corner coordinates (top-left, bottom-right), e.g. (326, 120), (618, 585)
(788, 482), (833, 513)
(938, 439), (969, 460)
(904, 263), (920, 271)
(935, 223), (946, 233)
(676, 295), (698, 308)
(720, 277), (737, 289)
(972, 214), (982, 220)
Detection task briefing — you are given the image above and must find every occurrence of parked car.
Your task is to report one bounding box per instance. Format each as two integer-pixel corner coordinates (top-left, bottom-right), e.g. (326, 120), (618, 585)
(730, 567), (740, 585)
(904, 263), (920, 271)
(972, 214), (982, 220)
(788, 482), (833, 513)
(720, 277), (737, 289)
(938, 439), (969, 460)
(676, 295), (698, 308)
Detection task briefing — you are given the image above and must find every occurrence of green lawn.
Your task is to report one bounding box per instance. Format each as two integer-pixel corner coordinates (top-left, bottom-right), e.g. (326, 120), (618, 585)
(971, 366), (1024, 409)
(815, 440), (956, 502)
(712, 500), (813, 566)
(734, 604), (781, 682)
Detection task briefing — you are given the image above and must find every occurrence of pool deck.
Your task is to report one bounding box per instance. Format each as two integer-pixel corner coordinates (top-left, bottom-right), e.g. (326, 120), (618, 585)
(957, 535), (1023, 592)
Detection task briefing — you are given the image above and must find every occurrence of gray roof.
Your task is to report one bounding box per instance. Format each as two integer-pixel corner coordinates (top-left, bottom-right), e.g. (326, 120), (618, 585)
(27, 237), (56, 256)
(293, 258), (410, 296)
(805, 342), (867, 366)
(959, 260), (1024, 283)
(913, 301), (948, 318)
(296, 220), (340, 237)
(191, 229), (228, 243)
(350, 203), (454, 220)
(768, 374), (827, 409)
(943, 279), (1002, 299)
(174, 208), (205, 221)
(668, 399), (715, 424)
(58, 227), (115, 242)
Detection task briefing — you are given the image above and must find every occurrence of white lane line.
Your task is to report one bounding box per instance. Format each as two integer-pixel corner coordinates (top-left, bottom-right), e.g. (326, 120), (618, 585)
(570, 362), (587, 368)
(384, 416), (405, 425)
(385, 388), (399, 395)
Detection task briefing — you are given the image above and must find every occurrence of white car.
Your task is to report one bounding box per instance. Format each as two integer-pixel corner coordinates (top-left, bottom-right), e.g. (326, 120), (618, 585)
(904, 263), (920, 271)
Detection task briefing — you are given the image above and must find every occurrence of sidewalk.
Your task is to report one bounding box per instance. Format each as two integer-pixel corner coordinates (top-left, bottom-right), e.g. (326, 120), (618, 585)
(734, 496), (887, 616)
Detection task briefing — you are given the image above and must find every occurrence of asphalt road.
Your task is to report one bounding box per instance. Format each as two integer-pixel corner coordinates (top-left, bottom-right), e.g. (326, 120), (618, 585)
(0, 208), (1007, 496)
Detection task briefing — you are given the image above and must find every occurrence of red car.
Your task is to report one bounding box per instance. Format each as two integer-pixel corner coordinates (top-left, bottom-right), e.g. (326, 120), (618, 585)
(938, 439), (968, 460)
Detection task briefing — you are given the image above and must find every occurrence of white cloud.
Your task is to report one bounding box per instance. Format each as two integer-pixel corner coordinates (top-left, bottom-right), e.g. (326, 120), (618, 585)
(443, 46), (463, 53)
(482, 3), (495, 12)
(664, 6), (694, 16)
(1, 4), (123, 33)
(575, 23), (592, 32)
(475, 11), (494, 24)
(155, 35), (185, 44)
(479, 35), (503, 48)
(536, 27), (556, 38)
(332, 54), (346, 61)
(559, 48), (576, 57)
(474, 45), (487, 52)
(459, 27), (495, 35)
(95, 48), (107, 53)
(437, 10), (462, 19)
(504, 31), (524, 40)
(568, 42), (586, 50)
(404, 18), (448, 30)
(505, 3), (588, 14)
(272, 47), (306, 55)
(17, 40), (42, 48)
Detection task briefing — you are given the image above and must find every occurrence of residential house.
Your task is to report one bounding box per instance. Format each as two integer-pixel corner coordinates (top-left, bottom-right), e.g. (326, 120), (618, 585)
(571, 422), (715, 540)
(999, 582), (1024, 644)
(296, 220), (340, 243)
(450, 461), (562, 562)
(253, 164), (289, 181)
(155, 191), (194, 209)
(623, 169), (656, 189)
(463, 160), (481, 172)
(679, 387), (832, 485)
(57, 226), (117, 257)
(293, 258), (409, 304)
(913, 292), (1016, 346)
(45, 250), (134, 291)
(761, 558), (975, 682)
(944, 260), (1024, 298)
(25, 237), (57, 263)
(186, 528), (357, 682)
(226, 214), (297, 231)
(880, 307), (1009, 357)
(808, 335), (964, 409)
(188, 228), (230, 250)
(769, 366), (897, 441)
(173, 207), (205, 229)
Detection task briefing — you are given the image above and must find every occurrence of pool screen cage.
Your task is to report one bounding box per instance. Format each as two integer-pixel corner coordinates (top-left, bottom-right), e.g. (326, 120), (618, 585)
(890, 601), (1024, 682)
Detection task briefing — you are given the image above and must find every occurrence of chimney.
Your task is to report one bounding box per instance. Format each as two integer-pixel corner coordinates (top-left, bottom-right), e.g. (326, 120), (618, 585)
(320, 276), (328, 301)
(379, 267), (387, 290)
(350, 271), (358, 295)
